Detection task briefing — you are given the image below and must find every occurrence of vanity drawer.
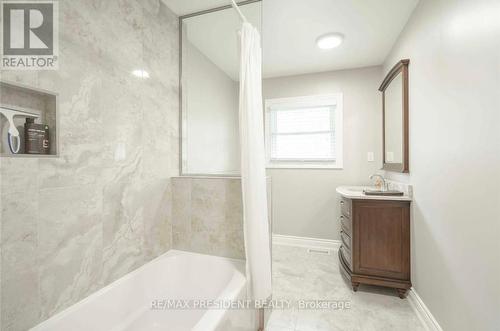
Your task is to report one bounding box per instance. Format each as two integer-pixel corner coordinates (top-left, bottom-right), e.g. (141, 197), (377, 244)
(340, 197), (352, 218)
(340, 215), (351, 235)
(340, 245), (352, 270)
(340, 230), (352, 251)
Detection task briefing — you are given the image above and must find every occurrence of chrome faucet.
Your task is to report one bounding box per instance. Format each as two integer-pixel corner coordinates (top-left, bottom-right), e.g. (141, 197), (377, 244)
(369, 174), (387, 191)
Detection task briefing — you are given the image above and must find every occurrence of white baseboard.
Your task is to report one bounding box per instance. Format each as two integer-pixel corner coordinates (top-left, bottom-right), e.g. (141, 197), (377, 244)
(272, 234), (341, 251)
(408, 288), (443, 331)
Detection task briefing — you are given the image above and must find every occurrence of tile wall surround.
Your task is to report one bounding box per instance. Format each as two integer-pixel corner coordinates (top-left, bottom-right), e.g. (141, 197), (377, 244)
(172, 176), (272, 261)
(172, 177), (246, 260)
(0, 1), (179, 330)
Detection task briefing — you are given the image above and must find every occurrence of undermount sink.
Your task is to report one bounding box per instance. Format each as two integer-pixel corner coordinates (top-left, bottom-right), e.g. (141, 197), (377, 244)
(363, 189), (404, 196)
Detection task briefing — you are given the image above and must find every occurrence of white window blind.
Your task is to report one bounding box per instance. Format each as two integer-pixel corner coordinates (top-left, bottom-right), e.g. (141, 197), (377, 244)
(265, 94), (343, 169)
(269, 106), (336, 161)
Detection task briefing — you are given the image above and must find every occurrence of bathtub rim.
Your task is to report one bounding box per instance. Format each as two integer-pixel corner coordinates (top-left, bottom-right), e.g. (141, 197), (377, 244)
(30, 250), (246, 331)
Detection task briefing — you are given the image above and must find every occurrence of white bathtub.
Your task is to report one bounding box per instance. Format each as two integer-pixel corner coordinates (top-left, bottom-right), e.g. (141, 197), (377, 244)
(31, 250), (254, 331)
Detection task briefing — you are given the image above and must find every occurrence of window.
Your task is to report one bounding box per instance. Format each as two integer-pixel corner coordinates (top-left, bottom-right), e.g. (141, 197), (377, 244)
(265, 94), (343, 169)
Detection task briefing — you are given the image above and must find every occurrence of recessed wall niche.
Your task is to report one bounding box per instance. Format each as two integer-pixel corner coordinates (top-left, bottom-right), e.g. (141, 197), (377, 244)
(0, 80), (58, 157)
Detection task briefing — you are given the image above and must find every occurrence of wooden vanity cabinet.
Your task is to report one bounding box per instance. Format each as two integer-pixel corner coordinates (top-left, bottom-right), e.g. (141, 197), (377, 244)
(338, 197), (411, 298)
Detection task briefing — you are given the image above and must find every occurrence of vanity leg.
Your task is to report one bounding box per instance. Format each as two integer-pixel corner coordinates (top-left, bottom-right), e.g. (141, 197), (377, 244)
(396, 288), (408, 299)
(352, 282), (360, 292)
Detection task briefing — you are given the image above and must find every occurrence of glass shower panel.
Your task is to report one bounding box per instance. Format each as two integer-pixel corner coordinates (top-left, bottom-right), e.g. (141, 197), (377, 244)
(181, 1), (261, 175)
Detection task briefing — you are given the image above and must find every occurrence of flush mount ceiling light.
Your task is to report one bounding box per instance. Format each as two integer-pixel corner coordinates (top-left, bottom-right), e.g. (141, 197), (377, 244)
(132, 69), (150, 79)
(316, 33), (344, 50)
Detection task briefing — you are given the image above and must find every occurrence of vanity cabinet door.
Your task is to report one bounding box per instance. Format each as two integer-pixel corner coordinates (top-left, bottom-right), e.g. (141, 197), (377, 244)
(352, 200), (410, 280)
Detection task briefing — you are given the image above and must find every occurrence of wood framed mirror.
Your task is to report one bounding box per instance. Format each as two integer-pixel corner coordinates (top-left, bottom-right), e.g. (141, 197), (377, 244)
(379, 59), (409, 173)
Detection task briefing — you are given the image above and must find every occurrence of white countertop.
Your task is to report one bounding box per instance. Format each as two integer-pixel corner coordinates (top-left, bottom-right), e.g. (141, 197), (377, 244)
(336, 186), (412, 201)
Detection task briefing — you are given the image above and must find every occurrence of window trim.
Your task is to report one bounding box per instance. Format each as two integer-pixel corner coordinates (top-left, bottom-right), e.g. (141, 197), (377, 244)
(264, 94), (343, 169)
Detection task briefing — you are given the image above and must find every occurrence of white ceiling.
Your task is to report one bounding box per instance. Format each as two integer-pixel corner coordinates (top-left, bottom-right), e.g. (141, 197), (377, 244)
(263, 0), (419, 77)
(163, 0), (419, 78)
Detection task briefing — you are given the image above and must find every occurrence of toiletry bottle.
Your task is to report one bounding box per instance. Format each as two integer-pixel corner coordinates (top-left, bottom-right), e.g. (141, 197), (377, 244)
(25, 118), (50, 154)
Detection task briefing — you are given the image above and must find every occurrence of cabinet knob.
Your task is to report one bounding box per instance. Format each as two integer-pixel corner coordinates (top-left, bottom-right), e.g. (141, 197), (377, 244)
(340, 201), (344, 204)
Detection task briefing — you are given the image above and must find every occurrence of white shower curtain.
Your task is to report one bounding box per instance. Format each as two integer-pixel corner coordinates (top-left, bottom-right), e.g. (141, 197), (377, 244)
(238, 22), (272, 302)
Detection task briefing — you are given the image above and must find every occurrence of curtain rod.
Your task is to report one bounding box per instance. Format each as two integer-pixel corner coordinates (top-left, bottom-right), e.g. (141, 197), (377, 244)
(179, 0), (261, 20)
(230, 0), (248, 22)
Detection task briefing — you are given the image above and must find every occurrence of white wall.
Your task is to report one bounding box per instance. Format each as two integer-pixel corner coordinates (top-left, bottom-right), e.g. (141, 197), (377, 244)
(263, 66), (383, 240)
(383, 0), (500, 329)
(183, 40), (240, 175)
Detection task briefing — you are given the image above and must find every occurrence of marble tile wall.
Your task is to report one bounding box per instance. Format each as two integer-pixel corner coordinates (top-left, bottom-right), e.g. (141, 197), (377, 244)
(0, 1), (179, 330)
(172, 177), (272, 260)
(172, 177), (246, 260)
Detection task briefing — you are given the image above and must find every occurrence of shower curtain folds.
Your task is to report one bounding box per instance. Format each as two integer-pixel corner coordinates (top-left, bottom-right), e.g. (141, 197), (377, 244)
(238, 22), (272, 303)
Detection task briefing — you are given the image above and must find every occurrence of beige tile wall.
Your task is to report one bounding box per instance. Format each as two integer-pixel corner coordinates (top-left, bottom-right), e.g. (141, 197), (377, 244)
(171, 176), (273, 260)
(172, 177), (246, 260)
(0, 1), (179, 329)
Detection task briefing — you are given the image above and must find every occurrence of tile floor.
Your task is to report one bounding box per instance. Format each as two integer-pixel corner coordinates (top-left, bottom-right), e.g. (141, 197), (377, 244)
(266, 244), (425, 331)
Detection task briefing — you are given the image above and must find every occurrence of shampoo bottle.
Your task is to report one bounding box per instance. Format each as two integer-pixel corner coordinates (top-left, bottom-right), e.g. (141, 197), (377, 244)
(24, 118), (50, 154)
